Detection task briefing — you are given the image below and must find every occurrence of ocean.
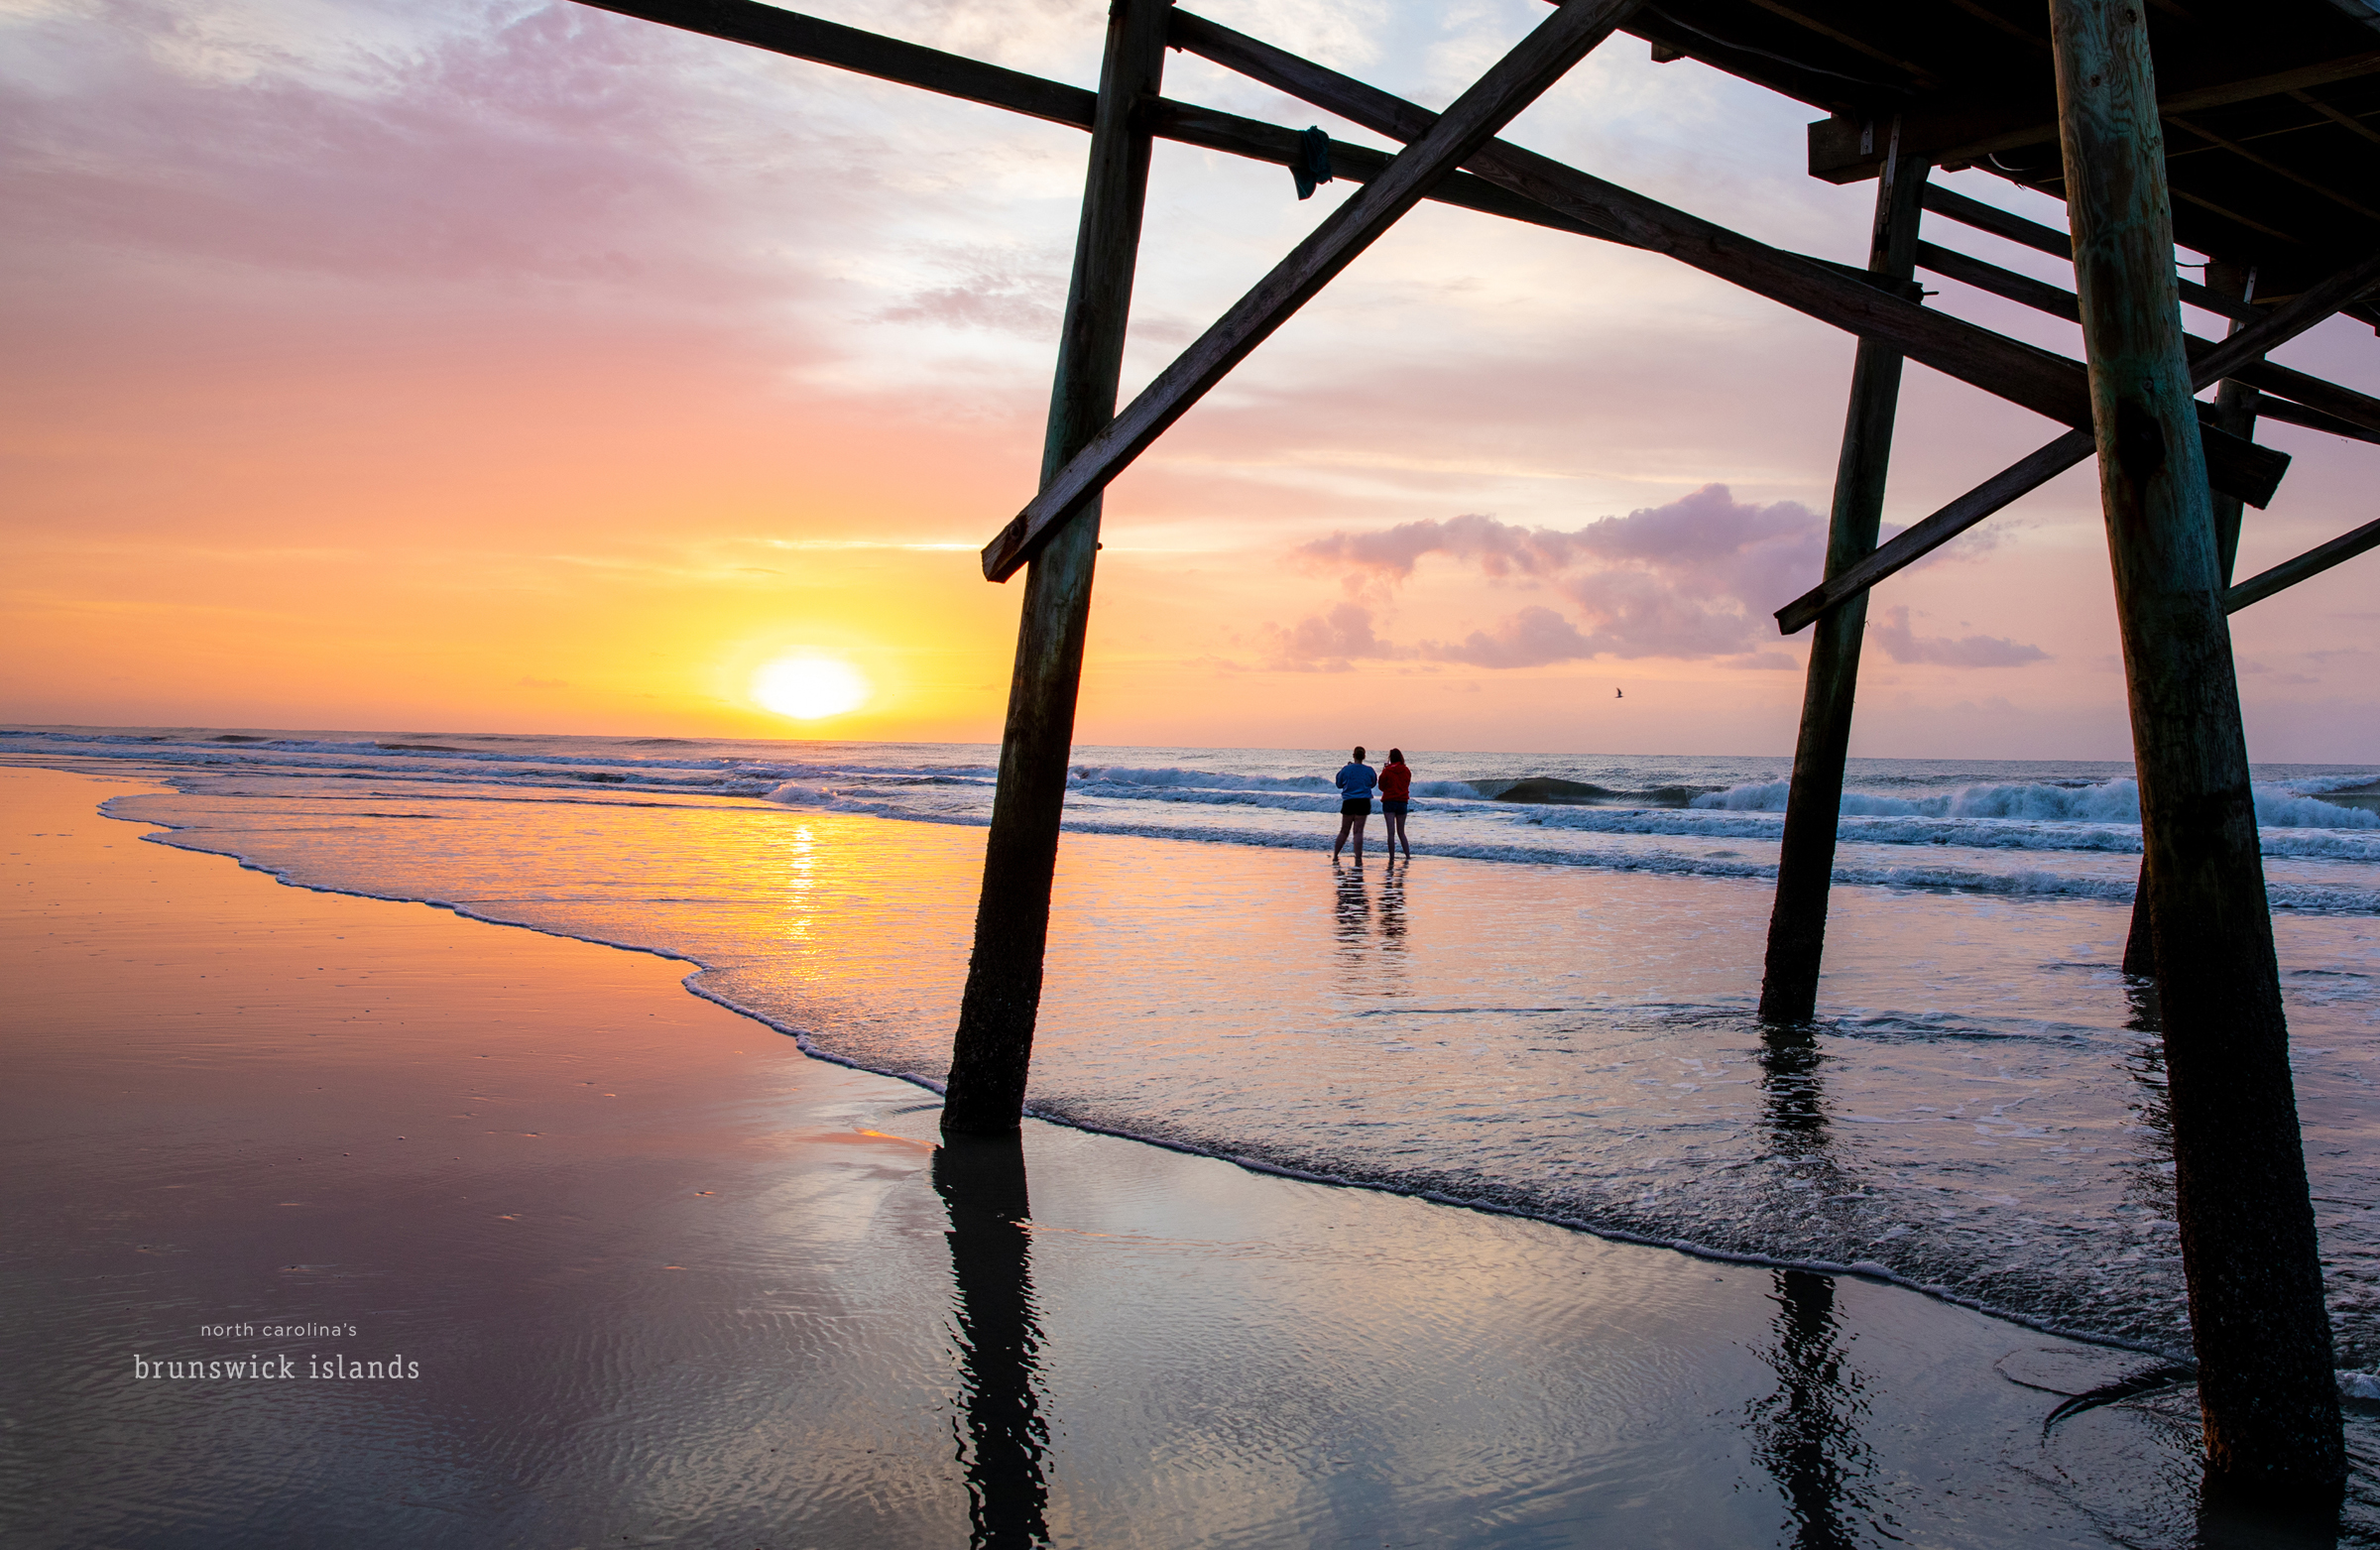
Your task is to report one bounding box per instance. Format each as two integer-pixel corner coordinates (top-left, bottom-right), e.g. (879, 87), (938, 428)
(11, 723), (2380, 1369)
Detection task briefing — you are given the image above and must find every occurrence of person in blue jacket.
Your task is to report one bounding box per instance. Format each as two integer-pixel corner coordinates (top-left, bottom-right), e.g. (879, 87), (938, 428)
(1331, 745), (1377, 865)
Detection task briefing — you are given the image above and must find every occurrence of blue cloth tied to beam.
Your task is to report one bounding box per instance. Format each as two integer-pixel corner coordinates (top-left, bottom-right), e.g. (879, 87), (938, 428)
(1292, 126), (1333, 200)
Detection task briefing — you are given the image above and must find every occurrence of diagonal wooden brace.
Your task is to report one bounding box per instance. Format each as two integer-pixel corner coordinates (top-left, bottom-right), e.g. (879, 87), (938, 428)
(1773, 246), (2380, 634)
(977, 0), (1647, 582)
(1164, 10), (2288, 513)
(2226, 516), (2380, 614)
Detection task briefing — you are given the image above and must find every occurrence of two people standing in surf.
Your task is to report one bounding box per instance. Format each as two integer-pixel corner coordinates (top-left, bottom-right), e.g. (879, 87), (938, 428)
(1331, 746), (1414, 865)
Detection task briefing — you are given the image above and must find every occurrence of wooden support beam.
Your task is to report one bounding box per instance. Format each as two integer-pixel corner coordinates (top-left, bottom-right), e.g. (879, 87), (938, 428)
(1915, 242), (2380, 439)
(572, 0), (1096, 126)
(1759, 150), (1928, 1026)
(939, 0), (1171, 1135)
(2052, 0), (2342, 1493)
(1809, 48), (2380, 182)
(1161, 11), (2289, 512)
(1775, 244), (2380, 635)
(569, 0), (1640, 249)
(2226, 514), (2380, 613)
(1920, 181), (2264, 324)
(978, 0), (1648, 582)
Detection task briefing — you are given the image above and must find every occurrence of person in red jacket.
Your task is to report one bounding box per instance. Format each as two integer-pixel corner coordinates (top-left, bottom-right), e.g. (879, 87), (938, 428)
(1377, 748), (1414, 861)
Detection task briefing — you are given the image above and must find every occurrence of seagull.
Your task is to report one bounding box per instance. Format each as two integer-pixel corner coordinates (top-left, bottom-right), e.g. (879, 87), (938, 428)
(1614, 687), (1624, 699)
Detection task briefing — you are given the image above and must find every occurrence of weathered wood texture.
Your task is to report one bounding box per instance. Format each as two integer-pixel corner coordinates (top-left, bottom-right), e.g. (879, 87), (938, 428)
(2226, 515), (2380, 614)
(2052, 0), (2342, 1491)
(1162, 11), (2288, 512)
(1774, 246), (2380, 636)
(978, 0), (1648, 582)
(2124, 261), (2258, 980)
(939, 0), (1171, 1135)
(1758, 152), (1927, 1026)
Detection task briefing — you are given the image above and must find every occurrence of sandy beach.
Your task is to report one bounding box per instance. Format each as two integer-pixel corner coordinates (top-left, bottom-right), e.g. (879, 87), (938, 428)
(10, 763), (2371, 1546)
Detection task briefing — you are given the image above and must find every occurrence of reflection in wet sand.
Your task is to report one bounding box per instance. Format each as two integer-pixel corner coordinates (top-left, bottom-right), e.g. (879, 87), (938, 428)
(1749, 1270), (1874, 1550)
(934, 1135), (1050, 1548)
(1749, 1024), (1875, 1546)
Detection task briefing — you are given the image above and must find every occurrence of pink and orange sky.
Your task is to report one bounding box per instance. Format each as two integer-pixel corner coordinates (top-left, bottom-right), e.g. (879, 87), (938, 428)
(5, 0), (2375, 759)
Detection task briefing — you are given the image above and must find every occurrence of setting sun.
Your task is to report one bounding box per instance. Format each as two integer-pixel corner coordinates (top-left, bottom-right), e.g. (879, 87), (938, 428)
(753, 656), (870, 721)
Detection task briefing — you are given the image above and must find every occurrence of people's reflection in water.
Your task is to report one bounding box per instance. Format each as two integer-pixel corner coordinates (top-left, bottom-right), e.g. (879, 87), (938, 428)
(932, 1135), (1050, 1549)
(1331, 863), (1372, 958)
(1747, 1268), (1875, 1550)
(1329, 861), (1413, 1006)
(1748, 1028), (1875, 1546)
(1375, 864), (1408, 954)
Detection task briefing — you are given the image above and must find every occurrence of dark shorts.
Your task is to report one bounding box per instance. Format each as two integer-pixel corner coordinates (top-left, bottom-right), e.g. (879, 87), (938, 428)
(1381, 799), (1409, 816)
(1340, 798), (1372, 818)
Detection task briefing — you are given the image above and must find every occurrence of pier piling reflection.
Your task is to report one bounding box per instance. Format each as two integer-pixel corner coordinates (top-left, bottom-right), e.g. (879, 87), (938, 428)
(933, 1134), (1051, 1548)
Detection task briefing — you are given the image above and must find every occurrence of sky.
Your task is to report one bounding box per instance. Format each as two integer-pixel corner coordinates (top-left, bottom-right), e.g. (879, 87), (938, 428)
(4, 0), (2375, 760)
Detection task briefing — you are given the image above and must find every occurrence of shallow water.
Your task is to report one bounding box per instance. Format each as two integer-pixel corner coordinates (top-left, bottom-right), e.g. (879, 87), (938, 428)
(17, 727), (2377, 1371)
(12, 764), (2380, 1548)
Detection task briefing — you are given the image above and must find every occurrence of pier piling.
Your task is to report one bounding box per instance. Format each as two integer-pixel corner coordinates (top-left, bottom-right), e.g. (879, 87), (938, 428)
(2051, 0), (2342, 1490)
(940, 0), (1170, 1135)
(1758, 146), (1926, 1025)
(2122, 258), (2260, 980)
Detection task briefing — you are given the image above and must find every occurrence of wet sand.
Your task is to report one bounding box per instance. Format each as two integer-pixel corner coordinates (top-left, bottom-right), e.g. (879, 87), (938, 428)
(0, 766), (2356, 1547)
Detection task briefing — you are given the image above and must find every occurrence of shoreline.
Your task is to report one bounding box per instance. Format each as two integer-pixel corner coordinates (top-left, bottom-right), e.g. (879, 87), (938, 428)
(84, 768), (2182, 1360)
(0, 763), (2293, 1545)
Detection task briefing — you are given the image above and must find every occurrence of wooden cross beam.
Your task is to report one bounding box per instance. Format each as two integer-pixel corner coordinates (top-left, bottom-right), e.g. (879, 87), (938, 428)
(1157, 10), (2288, 512)
(570, 0), (1657, 245)
(1774, 245), (2380, 634)
(2227, 516), (2380, 613)
(976, 0), (1649, 581)
(1919, 179), (2380, 336)
(1913, 241), (2380, 442)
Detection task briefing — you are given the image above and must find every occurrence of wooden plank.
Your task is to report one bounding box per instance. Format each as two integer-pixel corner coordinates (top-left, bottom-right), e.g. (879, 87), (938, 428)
(2226, 515), (2380, 612)
(1760, 151), (1928, 1026)
(939, 0), (1171, 1135)
(1161, 10), (2290, 510)
(1774, 244), (2380, 634)
(979, 0), (1649, 582)
(2052, 0), (2340, 1487)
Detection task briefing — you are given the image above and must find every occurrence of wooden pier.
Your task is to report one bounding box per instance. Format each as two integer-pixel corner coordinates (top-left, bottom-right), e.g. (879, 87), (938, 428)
(577, 0), (2378, 1496)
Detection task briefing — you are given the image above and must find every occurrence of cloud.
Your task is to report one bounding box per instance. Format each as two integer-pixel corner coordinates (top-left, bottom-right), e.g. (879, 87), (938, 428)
(1258, 601), (1406, 670)
(1867, 607), (2049, 667)
(1277, 484), (1826, 665)
(1429, 605), (1598, 667)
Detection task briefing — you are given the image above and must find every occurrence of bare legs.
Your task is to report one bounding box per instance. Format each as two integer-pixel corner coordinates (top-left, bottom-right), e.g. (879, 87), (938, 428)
(1332, 808), (1368, 864)
(1382, 809), (1411, 860)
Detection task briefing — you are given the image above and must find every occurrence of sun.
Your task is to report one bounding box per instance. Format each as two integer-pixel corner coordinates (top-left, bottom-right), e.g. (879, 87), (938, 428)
(753, 656), (871, 721)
